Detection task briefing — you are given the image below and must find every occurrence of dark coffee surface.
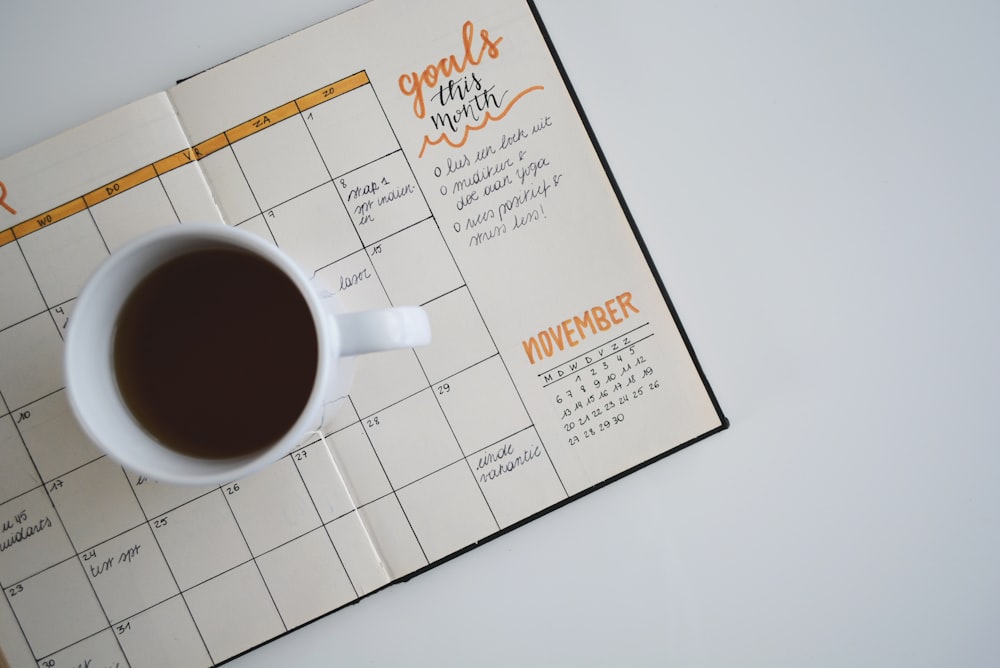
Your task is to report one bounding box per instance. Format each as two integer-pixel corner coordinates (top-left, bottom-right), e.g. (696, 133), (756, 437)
(113, 248), (318, 458)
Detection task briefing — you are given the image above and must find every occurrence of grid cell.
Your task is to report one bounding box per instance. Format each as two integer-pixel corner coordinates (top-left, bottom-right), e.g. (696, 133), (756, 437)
(115, 594), (212, 668)
(335, 151), (429, 245)
(0, 486), (74, 586)
(313, 248), (389, 312)
(468, 428), (566, 528)
(255, 528), (357, 628)
(306, 85), (399, 179)
(17, 390), (102, 483)
(151, 490), (251, 590)
(84, 524), (179, 623)
(346, 347), (428, 424)
(364, 389), (462, 489)
(0, 239), (46, 331)
(326, 495), (426, 595)
(185, 561), (284, 663)
(266, 181), (361, 275)
(50, 456), (145, 551)
(415, 287), (497, 383)
(160, 161), (226, 225)
(0, 313), (64, 410)
(396, 461), (497, 563)
(7, 557), (106, 658)
(436, 355), (531, 456)
(371, 218), (464, 306)
(225, 457), (321, 556)
(231, 115), (329, 212)
(0, 414), (40, 500)
(18, 210), (109, 308)
(89, 180), (179, 251)
(295, 423), (391, 523)
(200, 147), (261, 224)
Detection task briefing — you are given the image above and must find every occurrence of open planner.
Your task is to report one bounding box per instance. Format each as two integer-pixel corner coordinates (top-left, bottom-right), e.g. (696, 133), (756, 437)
(0, 0), (727, 665)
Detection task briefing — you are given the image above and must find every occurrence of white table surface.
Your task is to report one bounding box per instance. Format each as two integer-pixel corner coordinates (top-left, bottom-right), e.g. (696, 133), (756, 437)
(4, 1), (999, 666)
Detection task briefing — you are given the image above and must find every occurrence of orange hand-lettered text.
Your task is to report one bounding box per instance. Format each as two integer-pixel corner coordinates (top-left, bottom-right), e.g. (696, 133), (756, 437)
(0, 181), (16, 215)
(522, 292), (640, 365)
(398, 20), (503, 120)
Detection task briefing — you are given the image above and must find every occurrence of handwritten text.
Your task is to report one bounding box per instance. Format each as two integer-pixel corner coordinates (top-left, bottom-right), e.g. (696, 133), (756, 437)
(398, 20), (544, 158)
(522, 293), (641, 365)
(398, 21), (503, 120)
(476, 440), (544, 484)
(0, 516), (53, 553)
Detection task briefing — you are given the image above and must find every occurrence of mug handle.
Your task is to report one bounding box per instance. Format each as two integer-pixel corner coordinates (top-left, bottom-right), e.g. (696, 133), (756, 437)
(334, 306), (432, 356)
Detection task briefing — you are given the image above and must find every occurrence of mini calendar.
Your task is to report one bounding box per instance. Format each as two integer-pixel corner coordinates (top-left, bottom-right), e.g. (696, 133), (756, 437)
(0, 0), (727, 665)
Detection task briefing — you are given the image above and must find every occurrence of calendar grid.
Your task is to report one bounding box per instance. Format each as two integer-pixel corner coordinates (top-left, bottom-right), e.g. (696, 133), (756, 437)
(1, 67), (506, 662)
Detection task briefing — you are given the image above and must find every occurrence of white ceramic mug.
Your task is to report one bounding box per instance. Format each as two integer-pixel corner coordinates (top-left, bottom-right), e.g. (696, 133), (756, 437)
(64, 223), (430, 486)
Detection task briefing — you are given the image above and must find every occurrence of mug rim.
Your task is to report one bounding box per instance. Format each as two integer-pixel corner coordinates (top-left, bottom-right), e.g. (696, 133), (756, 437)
(64, 222), (336, 486)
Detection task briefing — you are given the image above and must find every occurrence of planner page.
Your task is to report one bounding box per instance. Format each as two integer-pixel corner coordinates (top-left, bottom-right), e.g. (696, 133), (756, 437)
(0, 1), (726, 665)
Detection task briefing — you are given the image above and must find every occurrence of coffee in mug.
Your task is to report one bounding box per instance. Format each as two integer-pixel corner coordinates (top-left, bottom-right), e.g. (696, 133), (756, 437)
(113, 247), (318, 459)
(65, 223), (431, 485)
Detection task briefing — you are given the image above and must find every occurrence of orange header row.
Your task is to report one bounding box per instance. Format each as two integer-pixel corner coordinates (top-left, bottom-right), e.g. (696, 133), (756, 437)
(1, 71), (370, 247)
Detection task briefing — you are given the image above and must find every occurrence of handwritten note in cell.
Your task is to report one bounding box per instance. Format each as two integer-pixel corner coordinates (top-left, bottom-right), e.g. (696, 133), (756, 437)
(82, 524), (179, 623)
(335, 151), (429, 245)
(0, 488), (73, 586)
(471, 428), (565, 528)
